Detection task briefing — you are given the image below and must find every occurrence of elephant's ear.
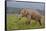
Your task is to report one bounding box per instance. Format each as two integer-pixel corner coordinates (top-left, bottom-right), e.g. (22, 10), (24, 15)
(25, 10), (28, 15)
(26, 10), (29, 15)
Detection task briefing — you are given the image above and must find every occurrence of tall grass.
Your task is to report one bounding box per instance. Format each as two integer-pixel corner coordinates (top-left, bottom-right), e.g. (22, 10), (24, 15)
(7, 15), (45, 30)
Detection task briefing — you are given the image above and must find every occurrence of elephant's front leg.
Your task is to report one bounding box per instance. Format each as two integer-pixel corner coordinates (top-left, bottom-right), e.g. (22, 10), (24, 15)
(27, 15), (31, 24)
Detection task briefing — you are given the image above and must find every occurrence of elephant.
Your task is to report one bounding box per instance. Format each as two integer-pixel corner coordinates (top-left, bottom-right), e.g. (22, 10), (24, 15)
(19, 8), (42, 25)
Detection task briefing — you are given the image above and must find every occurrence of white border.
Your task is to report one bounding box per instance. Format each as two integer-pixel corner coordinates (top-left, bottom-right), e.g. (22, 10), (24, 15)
(0, 0), (5, 31)
(0, 0), (46, 31)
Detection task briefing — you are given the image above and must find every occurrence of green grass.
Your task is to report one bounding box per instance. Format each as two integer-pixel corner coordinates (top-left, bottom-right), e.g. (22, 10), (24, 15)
(7, 14), (45, 30)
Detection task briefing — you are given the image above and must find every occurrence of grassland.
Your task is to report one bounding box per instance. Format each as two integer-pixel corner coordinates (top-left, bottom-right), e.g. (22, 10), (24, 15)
(7, 14), (45, 30)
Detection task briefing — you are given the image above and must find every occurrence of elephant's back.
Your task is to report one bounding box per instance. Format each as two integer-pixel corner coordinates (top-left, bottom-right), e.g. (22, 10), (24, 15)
(27, 9), (40, 16)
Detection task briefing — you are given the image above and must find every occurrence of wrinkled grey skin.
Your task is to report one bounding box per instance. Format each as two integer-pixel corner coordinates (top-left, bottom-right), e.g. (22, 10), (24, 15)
(18, 8), (42, 25)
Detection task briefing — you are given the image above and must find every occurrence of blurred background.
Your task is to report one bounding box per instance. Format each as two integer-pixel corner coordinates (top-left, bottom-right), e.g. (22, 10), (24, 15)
(6, 0), (45, 16)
